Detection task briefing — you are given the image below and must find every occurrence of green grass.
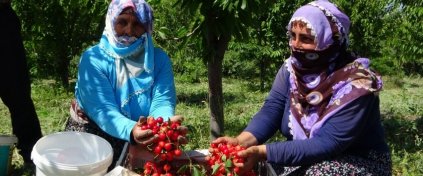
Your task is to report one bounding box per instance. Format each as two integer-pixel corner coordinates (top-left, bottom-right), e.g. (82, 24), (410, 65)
(379, 76), (423, 175)
(1, 75), (422, 175)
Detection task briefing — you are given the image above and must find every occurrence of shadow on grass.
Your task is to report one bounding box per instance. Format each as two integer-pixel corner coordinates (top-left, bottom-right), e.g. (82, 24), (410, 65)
(382, 114), (423, 153)
(176, 91), (207, 106)
(224, 120), (247, 137)
(177, 92), (238, 106)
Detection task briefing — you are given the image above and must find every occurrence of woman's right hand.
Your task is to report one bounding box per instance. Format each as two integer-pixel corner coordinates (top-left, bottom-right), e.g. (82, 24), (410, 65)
(214, 132), (258, 148)
(209, 136), (239, 154)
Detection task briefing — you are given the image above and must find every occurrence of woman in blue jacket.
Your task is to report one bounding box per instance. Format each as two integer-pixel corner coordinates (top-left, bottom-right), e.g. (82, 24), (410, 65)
(213, 1), (391, 175)
(65, 0), (186, 169)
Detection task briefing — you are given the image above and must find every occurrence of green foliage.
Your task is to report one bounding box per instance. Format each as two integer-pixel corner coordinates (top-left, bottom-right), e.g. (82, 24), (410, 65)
(381, 2), (423, 75)
(6, 0), (423, 90)
(13, 0), (109, 87)
(371, 56), (400, 76)
(378, 75), (423, 175)
(173, 55), (207, 83)
(149, 0), (206, 83)
(333, 0), (423, 76)
(391, 150), (423, 175)
(220, 0), (304, 90)
(336, 0), (388, 57)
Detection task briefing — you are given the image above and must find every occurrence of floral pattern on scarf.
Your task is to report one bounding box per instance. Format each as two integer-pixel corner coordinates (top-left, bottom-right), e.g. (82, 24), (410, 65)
(287, 57), (383, 139)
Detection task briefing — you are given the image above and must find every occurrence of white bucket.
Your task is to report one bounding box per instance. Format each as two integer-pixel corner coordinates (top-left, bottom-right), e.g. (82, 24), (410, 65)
(31, 132), (113, 176)
(0, 135), (18, 176)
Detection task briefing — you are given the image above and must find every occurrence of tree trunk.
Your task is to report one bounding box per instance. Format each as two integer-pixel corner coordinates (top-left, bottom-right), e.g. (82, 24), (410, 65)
(258, 30), (264, 91)
(59, 58), (69, 88)
(207, 50), (224, 141)
(58, 48), (70, 88)
(205, 17), (231, 140)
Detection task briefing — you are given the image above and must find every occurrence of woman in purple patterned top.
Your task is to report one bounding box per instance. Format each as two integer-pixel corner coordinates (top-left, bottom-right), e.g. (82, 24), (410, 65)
(213, 0), (391, 175)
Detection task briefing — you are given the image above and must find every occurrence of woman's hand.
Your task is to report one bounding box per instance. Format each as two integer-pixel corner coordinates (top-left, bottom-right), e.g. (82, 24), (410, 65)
(132, 116), (156, 146)
(212, 136), (240, 146)
(70, 99), (89, 122)
(209, 136), (239, 154)
(212, 132), (258, 148)
(169, 115), (189, 145)
(131, 115), (189, 146)
(234, 145), (267, 175)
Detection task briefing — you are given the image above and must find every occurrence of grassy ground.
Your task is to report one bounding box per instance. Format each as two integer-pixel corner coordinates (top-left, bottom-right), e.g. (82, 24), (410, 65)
(1, 75), (422, 175)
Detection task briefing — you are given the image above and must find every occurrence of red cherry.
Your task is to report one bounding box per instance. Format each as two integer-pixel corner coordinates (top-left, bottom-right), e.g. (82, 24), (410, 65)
(160, 153), (167, 161)
(154, 146), (162, 154)
(164, 143), (173, 151)
(158, 132), (166, 141)
(162, 121), (169, 127)
(233, 167), (240, 173)
(158, 141), (165, 148)
(144, 169), (152, 175)
(218, 165), (225, 173)
(156, 117), (164, 124)
(170, 122), (179, 129)
(171, 132), (179, 141)
(173, 149), (182, 156)
(166, 152), (174, 161)
(166, 130), (174, 138)
(141, 125), (149, 130)
(223, 149), (230, 156)
(163, 163), (171, 172)
(233, 157), (244, 164)
(147, 118), (157, 127)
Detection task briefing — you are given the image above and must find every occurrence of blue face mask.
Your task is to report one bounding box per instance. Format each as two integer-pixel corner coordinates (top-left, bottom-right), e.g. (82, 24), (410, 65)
(117, 35), (138, 47)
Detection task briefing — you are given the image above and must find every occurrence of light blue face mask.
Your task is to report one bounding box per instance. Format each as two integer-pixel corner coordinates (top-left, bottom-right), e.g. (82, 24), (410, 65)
(117, 35), (139, 47)
(115, 33), (147, 48)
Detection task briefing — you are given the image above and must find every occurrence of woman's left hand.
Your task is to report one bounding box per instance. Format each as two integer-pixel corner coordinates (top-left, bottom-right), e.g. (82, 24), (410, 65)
(234, 145), (267, 175)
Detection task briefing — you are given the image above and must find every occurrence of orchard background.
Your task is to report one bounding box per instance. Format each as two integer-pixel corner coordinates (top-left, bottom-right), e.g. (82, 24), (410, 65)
(0, 0), (422, 175)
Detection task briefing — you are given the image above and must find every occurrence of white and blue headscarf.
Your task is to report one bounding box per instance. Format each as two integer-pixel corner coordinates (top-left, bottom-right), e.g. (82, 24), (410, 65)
(100, 0), (155, 86)
(96, 0), (158, 118)
(100, 0), (154, 80)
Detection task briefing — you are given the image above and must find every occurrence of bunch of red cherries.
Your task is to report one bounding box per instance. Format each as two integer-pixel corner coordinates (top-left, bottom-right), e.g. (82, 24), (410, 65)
(140, 117), (184, 176)
(206, 142), (256, 176)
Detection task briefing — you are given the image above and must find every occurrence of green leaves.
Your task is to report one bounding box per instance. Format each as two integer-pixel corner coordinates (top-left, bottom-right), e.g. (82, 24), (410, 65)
(13, 0), (109, 86)
(177, 164), (207, 176)
(11, 0), (423, 87)
(211, 163), (220, 175)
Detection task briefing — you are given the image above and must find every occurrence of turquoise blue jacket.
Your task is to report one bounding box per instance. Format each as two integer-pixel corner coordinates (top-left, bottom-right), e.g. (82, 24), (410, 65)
(75, 37), (176, 141)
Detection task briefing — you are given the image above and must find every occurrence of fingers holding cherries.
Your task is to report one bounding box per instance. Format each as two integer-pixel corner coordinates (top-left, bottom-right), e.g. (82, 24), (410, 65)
(206, 141), (257, 176)
(169, 115), (188, 145)
(132, 116), (157, 146)
(135, 116), (188, 176)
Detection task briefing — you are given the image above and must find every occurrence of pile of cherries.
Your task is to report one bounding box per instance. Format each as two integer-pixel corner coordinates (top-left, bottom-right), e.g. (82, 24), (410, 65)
(140, 117), (184, 176)
(137, 117), (256, 176)
(206, 142), (256, 176)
